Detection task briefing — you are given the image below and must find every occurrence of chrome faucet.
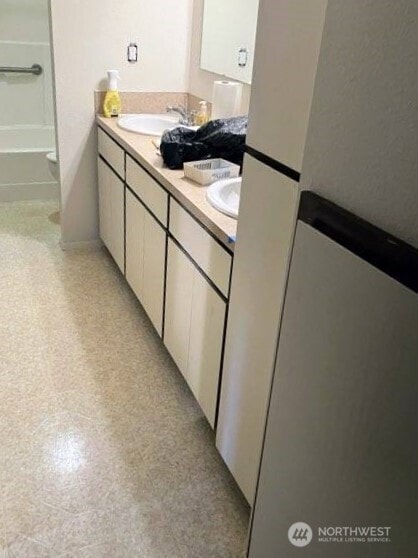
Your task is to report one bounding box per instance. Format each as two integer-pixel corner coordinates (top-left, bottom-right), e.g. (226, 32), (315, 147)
(166, 105), (191, 126)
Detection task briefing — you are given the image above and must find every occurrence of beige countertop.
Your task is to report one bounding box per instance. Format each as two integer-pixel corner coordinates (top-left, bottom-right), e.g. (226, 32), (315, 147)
(96, 116), (237, 251)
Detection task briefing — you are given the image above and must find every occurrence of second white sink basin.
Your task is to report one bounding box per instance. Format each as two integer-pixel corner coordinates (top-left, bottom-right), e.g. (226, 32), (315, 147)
(207, 177), (242, 219)
(118, 114), (181, 136)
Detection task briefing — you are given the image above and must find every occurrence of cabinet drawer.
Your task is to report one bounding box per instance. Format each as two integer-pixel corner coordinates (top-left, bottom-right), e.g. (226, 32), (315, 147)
(169, 199), (232, 297)
(98, 128), (125, 179)
(126, 155), (168, 226)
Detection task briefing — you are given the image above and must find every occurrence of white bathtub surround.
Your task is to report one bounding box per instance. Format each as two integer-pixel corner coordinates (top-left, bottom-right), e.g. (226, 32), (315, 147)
(0, 125), (58, 202)
(0, 155), (58, 202)
(0, 41), (54, 128)
(0, 0), (50, 43)
(0, 3), (57, 202)
(0, 126), (54, 151)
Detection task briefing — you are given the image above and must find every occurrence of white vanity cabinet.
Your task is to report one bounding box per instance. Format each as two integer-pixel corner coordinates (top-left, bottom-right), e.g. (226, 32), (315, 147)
(125, 189), (166, 336)
(164, 238), (227, 428)
(97, 123), (233, 431)
(97, 157), (125, 273)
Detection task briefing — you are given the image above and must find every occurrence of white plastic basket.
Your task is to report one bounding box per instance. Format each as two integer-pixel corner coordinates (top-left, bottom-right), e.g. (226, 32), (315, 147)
(184, 159), (240, 186)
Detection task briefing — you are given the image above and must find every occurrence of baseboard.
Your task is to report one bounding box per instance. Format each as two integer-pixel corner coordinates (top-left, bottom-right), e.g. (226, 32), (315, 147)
(59, 239), (103, 251)
(0, 182), (59, 202)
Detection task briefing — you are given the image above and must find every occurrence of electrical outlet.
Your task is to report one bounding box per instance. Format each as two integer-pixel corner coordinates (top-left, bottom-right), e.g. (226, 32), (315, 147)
(238, 47), (248, 68)
(127, 43), (138, 63)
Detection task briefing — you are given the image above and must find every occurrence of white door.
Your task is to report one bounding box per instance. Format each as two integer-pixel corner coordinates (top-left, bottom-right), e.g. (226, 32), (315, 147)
(142, 211), (166, 336)
(216, 155), (299, 503)
(247, 0), (327, 171)
(249, 221), (418, 556)
(126, 189), (145, 301)
(188, 271), (226, 428)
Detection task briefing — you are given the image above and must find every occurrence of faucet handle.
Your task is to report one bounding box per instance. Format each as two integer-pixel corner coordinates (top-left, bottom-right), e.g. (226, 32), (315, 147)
(166, 104), (186, 113)
(166, 105), (189, 125)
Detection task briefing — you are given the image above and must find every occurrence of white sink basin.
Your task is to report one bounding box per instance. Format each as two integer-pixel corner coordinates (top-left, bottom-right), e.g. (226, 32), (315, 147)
(207, 177), (242, 219)
(118, 114), (181, 136)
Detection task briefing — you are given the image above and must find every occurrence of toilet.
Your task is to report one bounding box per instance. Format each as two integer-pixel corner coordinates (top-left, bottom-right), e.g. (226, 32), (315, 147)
(46, 151), (58, 180)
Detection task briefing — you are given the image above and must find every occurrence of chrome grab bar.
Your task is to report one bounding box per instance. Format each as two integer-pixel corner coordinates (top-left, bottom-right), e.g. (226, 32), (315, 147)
(0, 64), (43, 76)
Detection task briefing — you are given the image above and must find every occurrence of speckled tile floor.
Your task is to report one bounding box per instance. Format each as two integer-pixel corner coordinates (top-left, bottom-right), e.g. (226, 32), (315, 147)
(0, 201), (250, 558)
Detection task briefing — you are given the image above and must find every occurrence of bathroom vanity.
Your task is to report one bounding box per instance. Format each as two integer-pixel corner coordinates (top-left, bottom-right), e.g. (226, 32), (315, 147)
(96, 117), (237, 428)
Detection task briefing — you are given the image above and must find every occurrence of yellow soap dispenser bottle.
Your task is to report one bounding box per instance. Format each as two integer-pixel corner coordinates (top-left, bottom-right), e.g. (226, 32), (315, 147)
(103, 70), (122, 118)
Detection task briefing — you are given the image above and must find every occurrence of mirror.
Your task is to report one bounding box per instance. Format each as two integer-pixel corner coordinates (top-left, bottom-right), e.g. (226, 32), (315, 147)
(200, 0), (260, 85)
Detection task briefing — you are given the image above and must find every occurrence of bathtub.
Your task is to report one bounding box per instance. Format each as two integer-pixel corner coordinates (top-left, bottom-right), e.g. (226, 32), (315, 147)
(0, 125), (59, 201)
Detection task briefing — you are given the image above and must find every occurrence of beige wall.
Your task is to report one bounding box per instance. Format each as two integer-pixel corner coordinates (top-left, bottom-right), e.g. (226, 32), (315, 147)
(188, 0), (252, 115)
(50, 0), (193, 247)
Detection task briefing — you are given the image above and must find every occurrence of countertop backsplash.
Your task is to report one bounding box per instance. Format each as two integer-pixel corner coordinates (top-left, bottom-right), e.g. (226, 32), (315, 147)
(95, 91), (212, 117)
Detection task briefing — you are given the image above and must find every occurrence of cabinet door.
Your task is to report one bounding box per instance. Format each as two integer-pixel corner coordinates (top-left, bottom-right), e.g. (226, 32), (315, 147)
(164, 239), (194, 374)
(98, 157), (110, 249)
(142, 211), (166, 336)
(187, 272), (226, 428)
(126, 189), (166, 337)
(164, 238), (226, 427)
(98, 157), (124, 272)
(126, 189), (145, 301)
(109, 168), (125, 273)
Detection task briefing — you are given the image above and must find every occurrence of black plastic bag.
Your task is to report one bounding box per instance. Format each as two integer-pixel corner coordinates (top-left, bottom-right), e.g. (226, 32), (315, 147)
(159, 127), (210, 170)
(160, 116), (248, 170)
